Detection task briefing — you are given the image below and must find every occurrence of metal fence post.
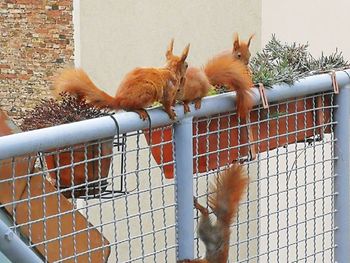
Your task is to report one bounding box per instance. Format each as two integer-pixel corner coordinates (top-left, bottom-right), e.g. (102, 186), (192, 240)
(334, 84), (350, 262)
(0, 220), (43, 263)
(174, 117), (194, 260)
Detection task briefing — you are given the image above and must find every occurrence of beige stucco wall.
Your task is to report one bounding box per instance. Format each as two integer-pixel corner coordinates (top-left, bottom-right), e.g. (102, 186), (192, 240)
(75, 2), (262, 262)
(77, 0), (261, 94)
(74, 2), (345, 262)
(262, 0), (350, 58)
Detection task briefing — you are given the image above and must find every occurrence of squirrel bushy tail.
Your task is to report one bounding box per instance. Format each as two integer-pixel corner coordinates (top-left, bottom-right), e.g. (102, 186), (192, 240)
(179, 164), (248, 263)
(204, 56), (253, 118)
(204, 163), (248, 263)
(209, 164), (248, 227)
(54, 68), (120, 109)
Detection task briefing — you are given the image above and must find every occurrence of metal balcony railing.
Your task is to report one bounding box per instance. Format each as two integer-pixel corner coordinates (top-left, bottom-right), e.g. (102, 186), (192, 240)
(0, 70), (349, 262)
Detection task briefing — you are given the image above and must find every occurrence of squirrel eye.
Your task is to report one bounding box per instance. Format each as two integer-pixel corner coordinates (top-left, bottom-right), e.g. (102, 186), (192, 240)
(237, 53), (242, 58)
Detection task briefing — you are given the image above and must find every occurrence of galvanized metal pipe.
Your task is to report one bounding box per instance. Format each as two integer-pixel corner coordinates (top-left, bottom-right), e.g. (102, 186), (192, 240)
(0, 70), (349, 160)
(0, 220), (43, 263)
(334, 83), (350, 262)
(173, 117), (195, 260)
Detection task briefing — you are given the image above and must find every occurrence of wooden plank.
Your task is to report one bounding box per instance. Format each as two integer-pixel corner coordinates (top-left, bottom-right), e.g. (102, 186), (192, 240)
(16, 174), (111, 262)
(0, 110), (35, 214)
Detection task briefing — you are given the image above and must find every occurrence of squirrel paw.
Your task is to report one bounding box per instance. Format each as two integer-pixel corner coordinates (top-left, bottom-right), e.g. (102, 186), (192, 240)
(134, 109), (149, 121)
(167, 108), (177, 120)
(184, 103), (191, 114)
(194, 99), (202, 110)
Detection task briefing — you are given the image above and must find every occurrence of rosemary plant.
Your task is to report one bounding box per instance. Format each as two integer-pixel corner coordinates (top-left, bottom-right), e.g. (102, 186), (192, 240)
(250, 35), (350, 87)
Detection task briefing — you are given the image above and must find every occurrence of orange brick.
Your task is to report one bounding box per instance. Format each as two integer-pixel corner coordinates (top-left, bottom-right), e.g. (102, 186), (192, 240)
(0, 0), (74, 120)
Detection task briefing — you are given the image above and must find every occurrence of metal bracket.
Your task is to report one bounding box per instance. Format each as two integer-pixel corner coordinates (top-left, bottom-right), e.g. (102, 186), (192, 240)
(331, 71), (339, 94)
(258, 83), (269, 109)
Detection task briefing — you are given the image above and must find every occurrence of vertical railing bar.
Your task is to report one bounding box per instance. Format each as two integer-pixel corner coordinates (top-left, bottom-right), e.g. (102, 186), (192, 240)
(70, 146), (78, 263)
(83, 144), (92, 263)
(256, 107), (261, 262)
(276, 103), (280, 261)
(303, 96), (308, 261)
(285, 99), (290, 262)
(312, 96), (317, 263)
(11, 158), (16, 237)
(320, 93), (326, 262)
(26, 156), (33, 246)
(194, 119), (200, 258)
(330, 93), (335, 262)
(159, 127), (169, 261)
(236, 114), (241, 260)
(205, 118), (210, 205)
(109, 137), (119, 261)
(135, 130), (146, 260)
(334, 84), (350, 263)
(97, 140), (106, 262)
(294, 95), (300, 261)
(43, 152), (49, 261)
(121, 134), (132, 262)
(245, 116), (251, 261)
(174, 117), (194, 261)
(266, 103), (271, 262)
(147, 128), (157, 263)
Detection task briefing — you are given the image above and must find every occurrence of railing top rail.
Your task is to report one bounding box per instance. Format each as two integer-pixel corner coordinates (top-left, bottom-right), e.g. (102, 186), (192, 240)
(0, 69), (349, 160)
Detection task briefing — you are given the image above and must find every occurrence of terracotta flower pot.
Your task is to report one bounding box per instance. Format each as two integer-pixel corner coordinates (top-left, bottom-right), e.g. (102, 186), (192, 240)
(250, 95), (333, 152)
(144, 114), (252, 179)
(144, 94), (333, 179)
(45, 140), (113, 197)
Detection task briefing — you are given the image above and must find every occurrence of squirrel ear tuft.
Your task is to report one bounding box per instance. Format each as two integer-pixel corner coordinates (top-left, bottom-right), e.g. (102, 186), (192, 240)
(233, 32), (240, 52)
(181, 44), (190, 62)
(247, 34), (255, 47)
(166, 39), (174, 60)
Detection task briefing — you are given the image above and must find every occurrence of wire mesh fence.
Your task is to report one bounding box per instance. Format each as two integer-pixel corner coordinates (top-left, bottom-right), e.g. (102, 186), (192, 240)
(192, 92), (336, 262)
(1, 127), (178, 262)
(0, 74), (345, 262)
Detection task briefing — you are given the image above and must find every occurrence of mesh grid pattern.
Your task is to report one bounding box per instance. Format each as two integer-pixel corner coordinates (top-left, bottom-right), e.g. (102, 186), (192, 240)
(0, 127), (177, 262)
(0, 91), (337, 262)
(193, 92), (336, 262)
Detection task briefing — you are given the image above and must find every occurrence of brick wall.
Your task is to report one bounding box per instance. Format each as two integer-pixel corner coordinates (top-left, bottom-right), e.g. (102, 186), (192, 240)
(0, 0), (74, 124)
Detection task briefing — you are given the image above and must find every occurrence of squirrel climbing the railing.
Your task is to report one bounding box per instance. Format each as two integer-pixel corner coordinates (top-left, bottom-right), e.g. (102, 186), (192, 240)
(179, 163), (248, 263)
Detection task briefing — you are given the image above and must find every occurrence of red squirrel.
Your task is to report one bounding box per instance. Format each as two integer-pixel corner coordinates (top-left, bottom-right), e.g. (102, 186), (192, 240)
(176, 66), (211, 113)
(204, 55), (253, 118)
(218, 32), (254, 65)
(178, 164), (248, 263)
(54, 40), (190, 120)
(176, 33), (254, 118)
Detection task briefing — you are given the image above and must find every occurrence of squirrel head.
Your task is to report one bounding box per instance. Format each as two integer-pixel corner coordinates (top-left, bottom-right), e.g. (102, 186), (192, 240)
(165, 39), (190, 82)
(232, 33), (254, 65)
